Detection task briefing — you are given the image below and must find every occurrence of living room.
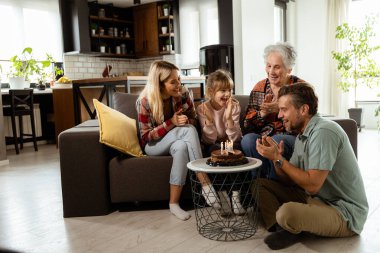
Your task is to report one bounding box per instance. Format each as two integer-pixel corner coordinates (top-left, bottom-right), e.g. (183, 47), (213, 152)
(0, 0), (380, 252)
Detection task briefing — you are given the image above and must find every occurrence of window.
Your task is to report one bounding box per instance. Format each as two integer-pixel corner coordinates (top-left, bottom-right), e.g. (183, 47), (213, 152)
(179, 0), (219, 70)
(274, 0), (287, 42)
(0, 0), (63, 81)
(349, 0), (380, 101)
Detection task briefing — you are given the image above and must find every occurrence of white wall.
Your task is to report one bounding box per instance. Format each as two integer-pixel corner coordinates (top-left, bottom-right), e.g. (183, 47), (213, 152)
(178, 0), (218, 69)
(233, 0), (274, 95)
(292, 0), (329, 114)
(233, 0), (331, 115)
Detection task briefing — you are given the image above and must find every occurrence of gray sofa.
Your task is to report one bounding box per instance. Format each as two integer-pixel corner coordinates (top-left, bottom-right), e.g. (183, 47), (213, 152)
(58, 93), (358, 218)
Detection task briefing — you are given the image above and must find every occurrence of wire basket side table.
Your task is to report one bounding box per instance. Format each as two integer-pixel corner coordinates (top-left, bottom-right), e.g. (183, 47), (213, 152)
(187, 158), (262, 241)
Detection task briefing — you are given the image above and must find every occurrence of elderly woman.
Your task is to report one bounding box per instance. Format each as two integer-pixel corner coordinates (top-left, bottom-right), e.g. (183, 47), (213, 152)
(241, 42), (305, 180)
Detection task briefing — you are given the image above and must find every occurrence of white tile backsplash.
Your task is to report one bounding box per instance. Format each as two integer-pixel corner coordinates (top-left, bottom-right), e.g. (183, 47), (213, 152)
(63, 54), (184, 80)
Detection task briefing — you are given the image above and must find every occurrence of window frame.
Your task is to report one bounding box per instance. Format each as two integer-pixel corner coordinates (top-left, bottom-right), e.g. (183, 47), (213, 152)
(275, 0), (288, 42)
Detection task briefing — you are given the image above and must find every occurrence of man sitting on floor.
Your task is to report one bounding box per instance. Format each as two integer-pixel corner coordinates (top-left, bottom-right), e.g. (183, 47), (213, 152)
(254, 82), (368, 250)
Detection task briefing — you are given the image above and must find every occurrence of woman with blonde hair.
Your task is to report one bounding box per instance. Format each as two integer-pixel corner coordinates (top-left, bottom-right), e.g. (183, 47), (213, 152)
(136, 60), (220, 220)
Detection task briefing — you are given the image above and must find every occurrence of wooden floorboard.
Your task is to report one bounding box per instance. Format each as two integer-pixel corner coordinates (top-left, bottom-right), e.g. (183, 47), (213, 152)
(0, 129), (379, 253)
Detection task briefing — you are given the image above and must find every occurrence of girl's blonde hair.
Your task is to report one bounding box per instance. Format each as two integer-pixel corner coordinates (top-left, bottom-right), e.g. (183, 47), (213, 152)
(139, 60), (179, 123)
(205, 69), (234, 99)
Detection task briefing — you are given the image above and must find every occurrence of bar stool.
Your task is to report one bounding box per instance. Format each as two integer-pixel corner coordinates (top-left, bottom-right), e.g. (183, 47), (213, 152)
(3, 89), (38, 154)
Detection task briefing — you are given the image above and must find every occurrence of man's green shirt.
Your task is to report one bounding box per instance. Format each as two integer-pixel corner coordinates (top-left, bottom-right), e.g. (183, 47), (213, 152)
(290, 114), (368, 234)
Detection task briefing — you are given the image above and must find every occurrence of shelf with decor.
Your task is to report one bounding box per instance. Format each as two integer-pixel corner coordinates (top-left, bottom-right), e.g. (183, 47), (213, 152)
(88, 1), (135, 57)
(157, 1), (176, 55)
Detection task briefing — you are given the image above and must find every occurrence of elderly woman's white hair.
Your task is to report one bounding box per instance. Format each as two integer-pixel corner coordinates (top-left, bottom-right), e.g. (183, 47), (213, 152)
(263, 42), (297, 70)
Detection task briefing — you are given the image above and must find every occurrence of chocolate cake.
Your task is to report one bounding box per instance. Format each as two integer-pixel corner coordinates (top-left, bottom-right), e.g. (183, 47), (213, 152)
(207, 149), (249, 167)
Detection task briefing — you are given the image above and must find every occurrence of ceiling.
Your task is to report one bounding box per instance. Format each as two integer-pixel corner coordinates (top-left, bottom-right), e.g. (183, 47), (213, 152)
(93, 0), (160, 8)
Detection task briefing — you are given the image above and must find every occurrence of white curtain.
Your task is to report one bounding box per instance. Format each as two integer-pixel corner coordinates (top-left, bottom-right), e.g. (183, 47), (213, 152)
(178, 0), (219, 69)
(0, 0), (63, 62)
(325, 0), (350, 117)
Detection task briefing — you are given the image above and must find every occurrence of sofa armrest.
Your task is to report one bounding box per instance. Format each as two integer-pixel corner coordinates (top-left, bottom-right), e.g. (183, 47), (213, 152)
(332, 118), (358, 158)
(58, 120), (118, 217)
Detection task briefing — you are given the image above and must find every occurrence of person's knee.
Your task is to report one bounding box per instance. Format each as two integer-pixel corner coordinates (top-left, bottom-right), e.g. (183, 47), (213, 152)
(242, 133), (259, 153)
(242, 133), (259, 145)
(183, 124), (199, 138)
(276, 202), (300, 228)
(184, 124), (196, 132)
(170, 140), (187, 154)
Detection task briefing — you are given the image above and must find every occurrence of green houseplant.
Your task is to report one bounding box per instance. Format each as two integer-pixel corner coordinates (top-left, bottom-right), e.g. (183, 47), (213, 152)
(8, 47), (62, 89)
(332, 15), (380, 129)
(90, 23), (97, 36)
(8, 47), (38, 88)
(162, 3), (170, 16)
(35, 54), (63, 89)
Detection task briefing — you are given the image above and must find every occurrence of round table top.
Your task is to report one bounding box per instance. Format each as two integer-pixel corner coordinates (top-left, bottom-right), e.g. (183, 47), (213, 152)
(187, 157), (262, 173)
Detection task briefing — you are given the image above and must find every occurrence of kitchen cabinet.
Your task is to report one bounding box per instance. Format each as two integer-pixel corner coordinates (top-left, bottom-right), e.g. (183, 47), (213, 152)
(88, 2), (135, 57)
(59, 0), (135, 58)
(59, 0), (179, 58)
(133, 3), (159, 57)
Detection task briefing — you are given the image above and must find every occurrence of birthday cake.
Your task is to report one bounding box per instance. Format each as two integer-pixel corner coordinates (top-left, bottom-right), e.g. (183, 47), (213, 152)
(206, 141), (249, 167)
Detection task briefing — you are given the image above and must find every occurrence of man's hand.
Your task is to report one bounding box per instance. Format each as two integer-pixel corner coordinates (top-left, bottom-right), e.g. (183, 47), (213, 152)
(171, 109), (188, 126)
(256, 136), (284, 161)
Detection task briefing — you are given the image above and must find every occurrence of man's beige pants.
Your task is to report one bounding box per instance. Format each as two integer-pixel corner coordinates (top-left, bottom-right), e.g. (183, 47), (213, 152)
(255, 179), (355, 237)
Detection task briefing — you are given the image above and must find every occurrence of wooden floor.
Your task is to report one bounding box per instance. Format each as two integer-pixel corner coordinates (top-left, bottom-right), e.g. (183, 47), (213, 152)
(0, 129), (379, 253)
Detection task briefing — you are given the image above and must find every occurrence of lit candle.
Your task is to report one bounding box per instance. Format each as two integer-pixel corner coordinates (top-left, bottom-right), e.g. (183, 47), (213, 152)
(227, 140), (234, 153)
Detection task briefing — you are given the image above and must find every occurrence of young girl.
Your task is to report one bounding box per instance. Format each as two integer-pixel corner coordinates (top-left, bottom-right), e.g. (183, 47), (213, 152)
(136, 60), (220, 221)
(196, 69), (245, 215)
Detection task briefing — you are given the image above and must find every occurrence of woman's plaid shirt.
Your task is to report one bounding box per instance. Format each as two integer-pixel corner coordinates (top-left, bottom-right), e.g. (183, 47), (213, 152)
(136, 91), (197, 149)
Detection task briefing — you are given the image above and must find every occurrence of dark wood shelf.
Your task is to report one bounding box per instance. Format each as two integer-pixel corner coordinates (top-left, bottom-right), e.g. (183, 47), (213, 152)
(159, 33), (174, 38)
(159, 51), (175, 55)
(90, 15), (132, 24)
(96, 52), (136, 58)
(158, 15), (174, 20)
(91, 35), (134, 40)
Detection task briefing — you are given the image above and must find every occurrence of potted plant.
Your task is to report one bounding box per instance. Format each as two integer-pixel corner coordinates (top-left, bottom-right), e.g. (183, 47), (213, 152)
(162, 3), (170, 16)
(8, 47), (38, 89)
(35, 54), (62, 90)
(90, 23), (97, 36)
(161, 26), (168, 34)
(332, 15), (380, 130)
(165, 39), (171, 52)
(8, 47), (62, 90)
(100, 43), (107, 53)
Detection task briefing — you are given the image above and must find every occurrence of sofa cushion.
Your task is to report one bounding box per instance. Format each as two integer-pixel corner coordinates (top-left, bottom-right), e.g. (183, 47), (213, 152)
(109, 155), (192, 203)
(93, 99), (144, 157)
(113, 92), (139, 119)
(234, 95), (249, 126)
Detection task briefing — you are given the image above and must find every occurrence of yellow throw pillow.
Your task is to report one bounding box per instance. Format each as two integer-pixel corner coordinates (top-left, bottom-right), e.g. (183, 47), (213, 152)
(93, 99), (144, 157)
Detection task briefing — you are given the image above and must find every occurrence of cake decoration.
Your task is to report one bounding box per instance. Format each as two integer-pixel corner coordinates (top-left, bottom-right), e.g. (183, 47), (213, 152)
(207, 140), (249, 167)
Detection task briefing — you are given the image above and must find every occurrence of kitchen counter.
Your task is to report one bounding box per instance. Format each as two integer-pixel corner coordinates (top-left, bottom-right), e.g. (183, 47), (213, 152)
(125, 75), (206, 95)
(71, 76), (129, 84)
(125, 75), (205, 81)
